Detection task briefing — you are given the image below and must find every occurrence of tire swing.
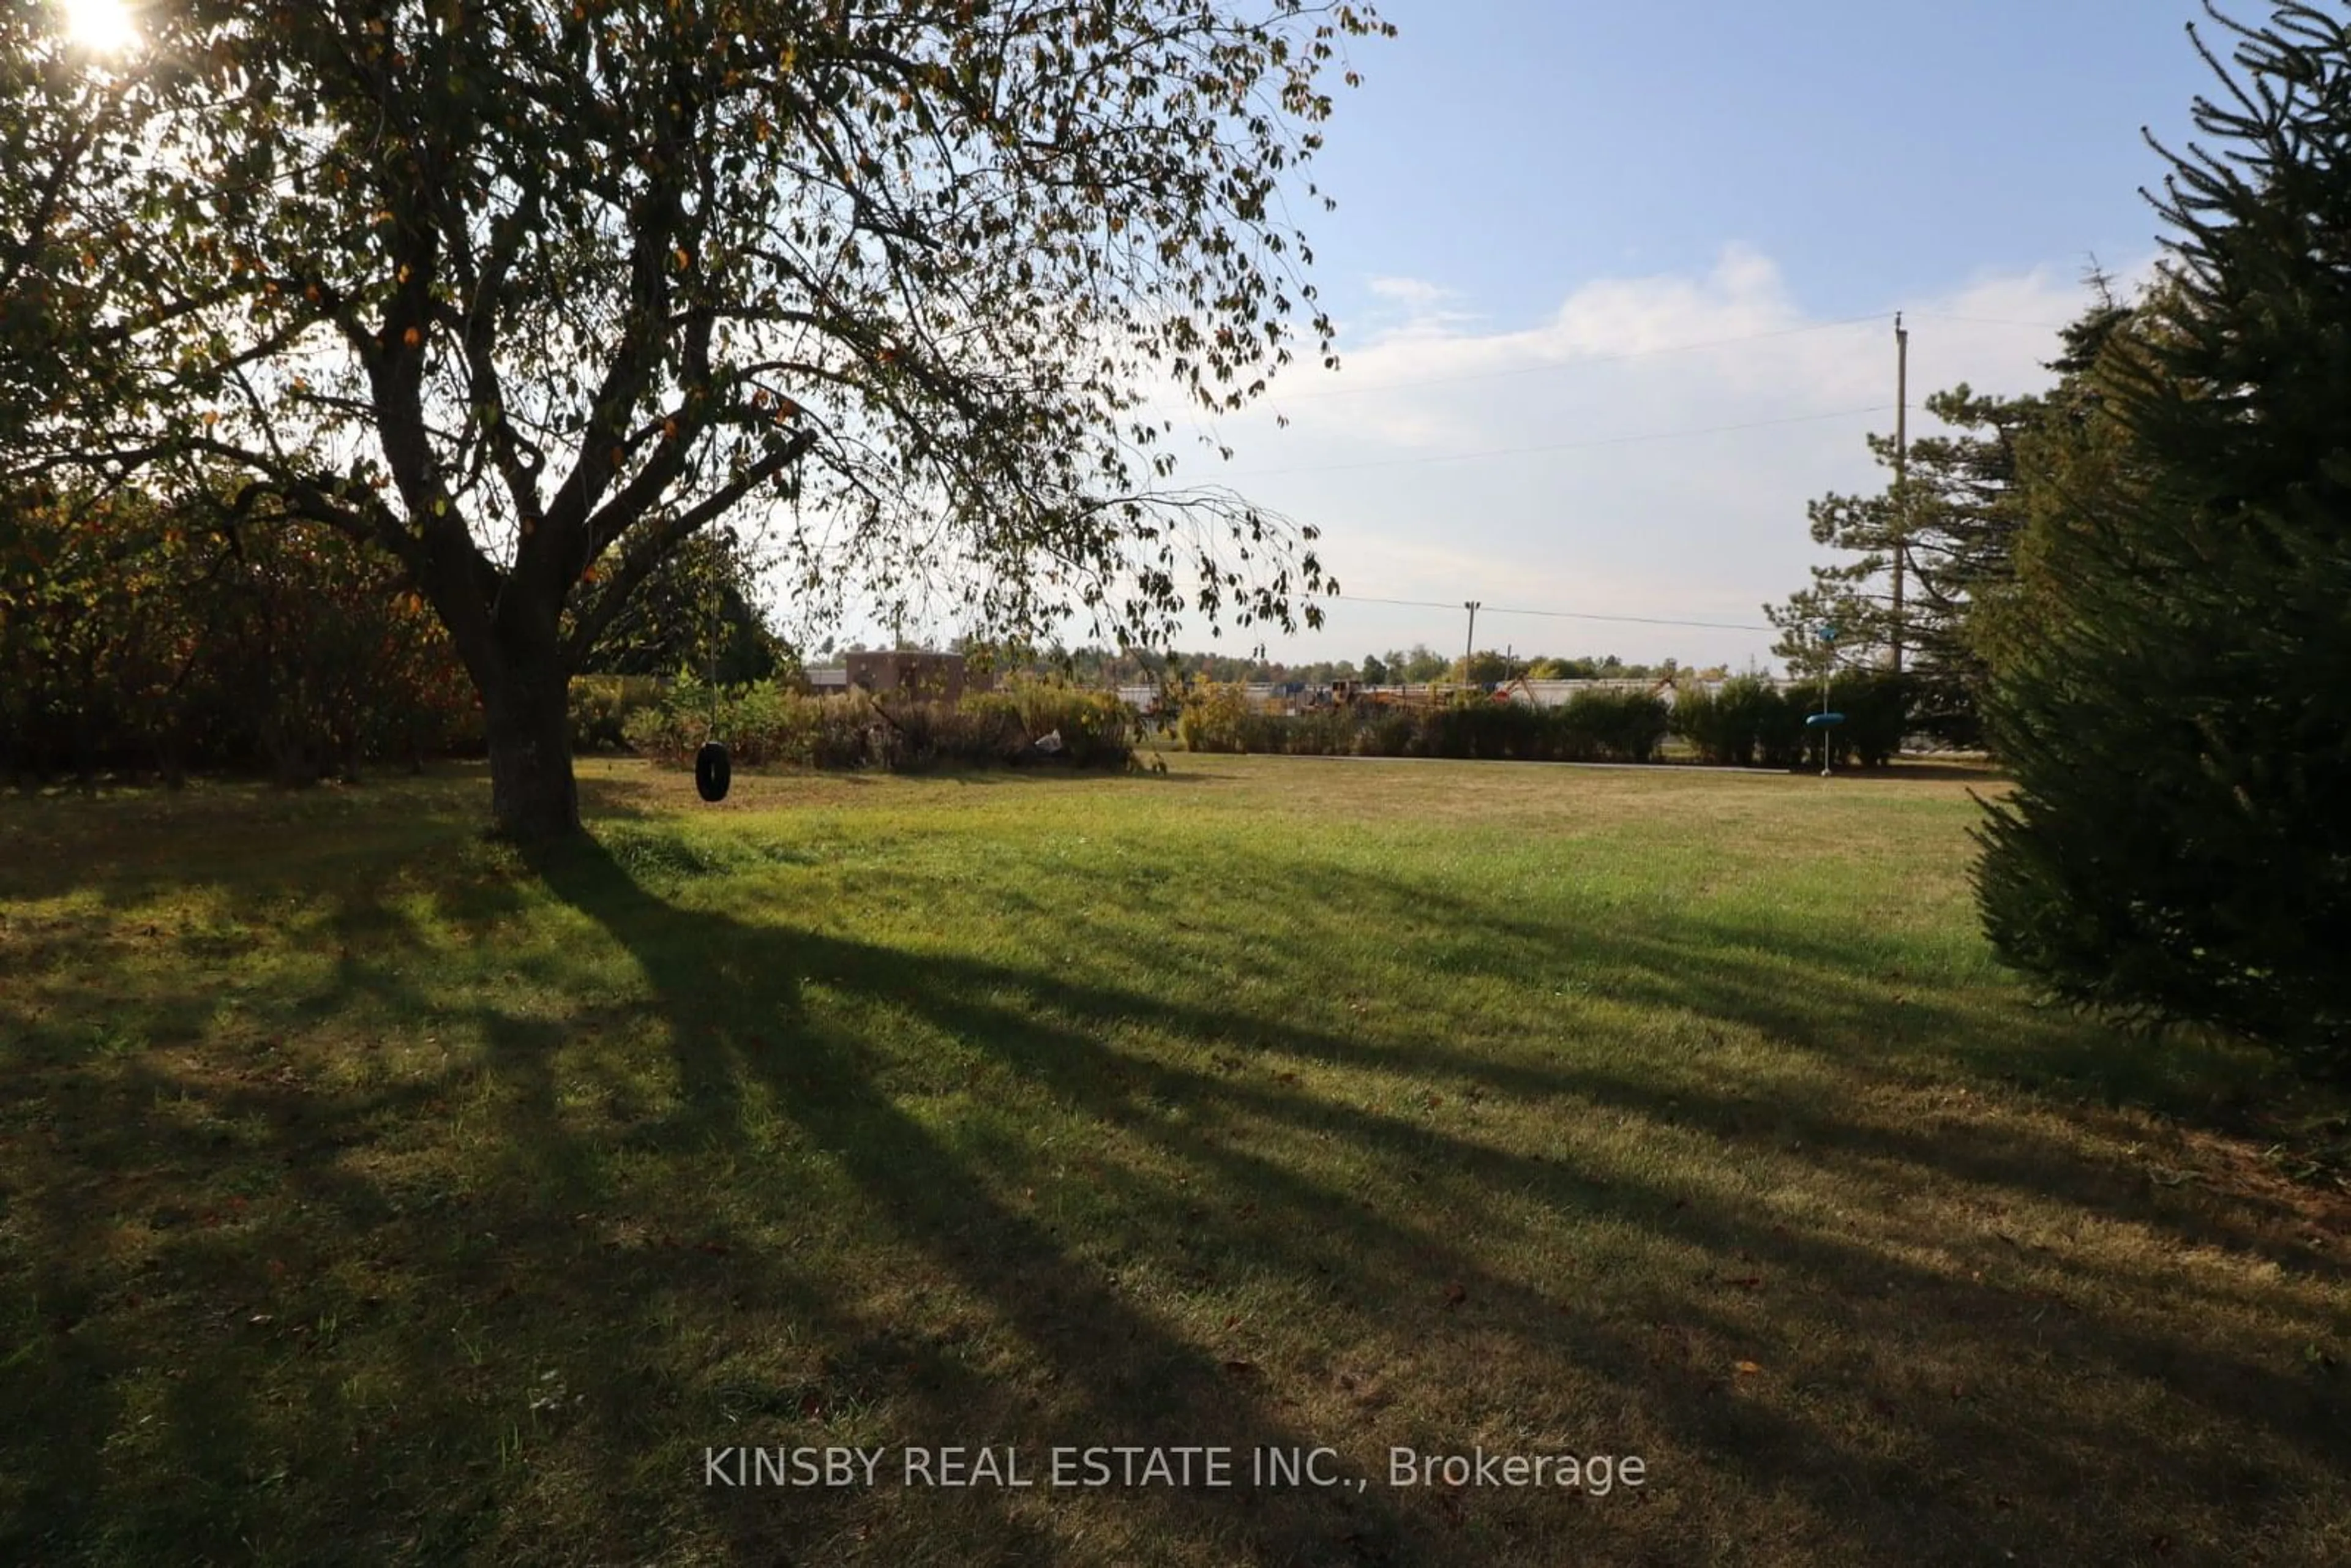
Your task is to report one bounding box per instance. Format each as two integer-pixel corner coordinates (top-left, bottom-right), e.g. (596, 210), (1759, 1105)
(695, 736), (732, 802)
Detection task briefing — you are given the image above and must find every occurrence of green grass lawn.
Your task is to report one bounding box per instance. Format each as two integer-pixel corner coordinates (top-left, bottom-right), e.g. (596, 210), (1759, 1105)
(2, 756), (2345, 1566)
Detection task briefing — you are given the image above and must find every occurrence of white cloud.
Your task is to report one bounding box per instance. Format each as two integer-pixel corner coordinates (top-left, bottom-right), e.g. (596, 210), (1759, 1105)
(1153, 245), (2142, 670)
(1364, 275), (1459, 309)
(797, 248), (2155, 669)
(1360, 274), (1482, 339)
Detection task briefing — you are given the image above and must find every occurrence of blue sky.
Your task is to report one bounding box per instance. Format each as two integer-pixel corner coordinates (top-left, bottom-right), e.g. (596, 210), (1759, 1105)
(814, 1), (2234, 672)
(1303, 1), (2211, 331)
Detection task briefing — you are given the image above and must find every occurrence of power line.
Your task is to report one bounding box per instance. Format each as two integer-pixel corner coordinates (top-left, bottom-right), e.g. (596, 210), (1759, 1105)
(1906, 311), (2068, 331)
(1333, 590), (1772, 635)
(1269, 313), (1892, 402)
(1263, 307), (2062, 407)
(1168, 310), (2062, 638)
(1225, 403), (1894, 479)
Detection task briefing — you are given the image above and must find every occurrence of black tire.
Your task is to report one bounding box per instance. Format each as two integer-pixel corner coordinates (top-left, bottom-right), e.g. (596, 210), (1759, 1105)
(694, 740), (732, 802)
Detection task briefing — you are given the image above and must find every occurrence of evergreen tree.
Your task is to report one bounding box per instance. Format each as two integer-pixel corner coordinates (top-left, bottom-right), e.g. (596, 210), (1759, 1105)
(1973, 1), (2351, 1078)
(1766, 282), (2137, 740)
(1768, 383), (2040, 739)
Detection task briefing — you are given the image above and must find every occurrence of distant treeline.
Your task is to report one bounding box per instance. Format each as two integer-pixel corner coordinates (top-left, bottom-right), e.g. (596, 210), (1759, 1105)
(957, 643), (1731, 688)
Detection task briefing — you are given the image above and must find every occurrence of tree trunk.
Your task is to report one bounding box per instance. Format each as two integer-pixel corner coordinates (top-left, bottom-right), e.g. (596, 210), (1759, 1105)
(484, 658), (580, 839)
(425, 534), (581, 839)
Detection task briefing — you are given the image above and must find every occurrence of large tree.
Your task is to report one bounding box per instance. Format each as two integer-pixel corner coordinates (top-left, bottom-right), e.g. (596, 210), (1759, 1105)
(5, 0), (1389, 836)
(1973, 1), (2351, 1078)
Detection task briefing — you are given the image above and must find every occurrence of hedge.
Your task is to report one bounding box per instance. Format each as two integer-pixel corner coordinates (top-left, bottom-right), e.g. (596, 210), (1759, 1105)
(1670, 671), (1913, 769)
(1177, 686), (1668, 763)
(1174, 675), (1913, 771)
(622, 678), (1133, 772)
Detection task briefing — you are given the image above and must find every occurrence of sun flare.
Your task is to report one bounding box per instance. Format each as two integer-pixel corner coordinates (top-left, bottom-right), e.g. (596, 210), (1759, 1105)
(62, 0), (140, 53)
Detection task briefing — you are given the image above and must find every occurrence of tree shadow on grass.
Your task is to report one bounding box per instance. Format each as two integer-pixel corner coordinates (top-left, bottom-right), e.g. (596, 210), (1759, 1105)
(519, 836), (2350, 1566)
(518, 835), (1425, 1566)
(5, 810), (2347, 1566)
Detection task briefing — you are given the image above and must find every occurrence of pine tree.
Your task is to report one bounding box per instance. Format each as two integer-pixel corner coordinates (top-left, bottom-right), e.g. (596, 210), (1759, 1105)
(1766, 281), (2137, 742)
(1767, 381), (2058, 740)
(1973, 2), (2351, 1076)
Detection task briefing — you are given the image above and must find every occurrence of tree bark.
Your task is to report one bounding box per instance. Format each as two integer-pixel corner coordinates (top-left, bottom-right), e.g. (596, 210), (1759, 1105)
(482, 655), (580, 839)
(425, 528), (583, 838)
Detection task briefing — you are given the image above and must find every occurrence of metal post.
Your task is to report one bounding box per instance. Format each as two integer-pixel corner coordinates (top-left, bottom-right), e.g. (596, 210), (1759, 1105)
(1892, 313), (1908, 676)
(1818, 624), (1836, 778)
(1820, 654), (1833, 778)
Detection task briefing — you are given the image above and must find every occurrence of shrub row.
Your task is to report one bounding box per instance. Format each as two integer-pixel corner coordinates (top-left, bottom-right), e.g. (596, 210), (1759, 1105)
(1179, 686), (1671, 763)
(1671, 671), (1911, 769)
(622, 678), (1134, 771)
(1175, 673), (1914, 770)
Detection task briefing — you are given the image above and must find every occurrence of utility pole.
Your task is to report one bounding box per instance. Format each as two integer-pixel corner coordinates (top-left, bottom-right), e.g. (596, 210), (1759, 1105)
(1463, 601), (1480, 687)
(1891, 312), (1908, 675)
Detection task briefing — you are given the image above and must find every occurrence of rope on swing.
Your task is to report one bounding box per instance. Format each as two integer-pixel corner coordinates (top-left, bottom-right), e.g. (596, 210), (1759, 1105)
(694, 561), (732, 803)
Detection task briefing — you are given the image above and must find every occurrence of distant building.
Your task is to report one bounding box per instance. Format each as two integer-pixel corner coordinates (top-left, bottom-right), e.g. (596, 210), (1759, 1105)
(843, 650), (988, 705)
